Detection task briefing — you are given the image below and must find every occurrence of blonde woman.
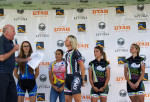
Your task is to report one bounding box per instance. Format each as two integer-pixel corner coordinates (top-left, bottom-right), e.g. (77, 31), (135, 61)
(64, 35), (85, 102)
(124, 44), (145, 102)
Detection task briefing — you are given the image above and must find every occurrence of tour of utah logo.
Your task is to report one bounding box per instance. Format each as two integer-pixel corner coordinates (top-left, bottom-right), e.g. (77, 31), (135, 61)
(77, 24), (86, 32)
(138, 22), (146, 30)
(96, 40), (104, 48)
(17, 25), (26, 33)
(56, 9), (64, 15)
(116, 6), (124, 14)
(36, 42), (44, 50)
(118, 57), (125, 64)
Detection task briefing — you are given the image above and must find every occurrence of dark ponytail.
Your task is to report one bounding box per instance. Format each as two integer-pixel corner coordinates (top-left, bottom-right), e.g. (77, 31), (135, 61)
(102, 52), (107, 61)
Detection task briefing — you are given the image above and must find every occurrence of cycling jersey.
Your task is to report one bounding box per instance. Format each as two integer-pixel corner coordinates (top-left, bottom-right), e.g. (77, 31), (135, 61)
(49, 60), (66, 85)
(64, 49), (83, 95)
(15, 62), (34, 79)
(124, 56), (145, 80)
(88, 59), (110, 97)
(65, 50), (83, 75)
(15, 61), (37, 97)
(89, 59), (110, 83)
(124, 56), (145, 96)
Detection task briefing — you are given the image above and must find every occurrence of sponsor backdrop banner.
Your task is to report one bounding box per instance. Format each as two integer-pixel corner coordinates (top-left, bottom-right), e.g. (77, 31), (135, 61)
(0, 4), (150, 102)
(0, 0), (150, 10)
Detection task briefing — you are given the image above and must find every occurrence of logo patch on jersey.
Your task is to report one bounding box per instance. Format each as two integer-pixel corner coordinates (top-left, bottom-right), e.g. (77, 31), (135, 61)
(131, 63), (140, 68)
(96, 66), (105, 71)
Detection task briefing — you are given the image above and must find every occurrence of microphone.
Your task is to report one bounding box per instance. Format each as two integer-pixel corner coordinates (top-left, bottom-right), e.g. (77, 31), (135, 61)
(15, 38), (18, 44)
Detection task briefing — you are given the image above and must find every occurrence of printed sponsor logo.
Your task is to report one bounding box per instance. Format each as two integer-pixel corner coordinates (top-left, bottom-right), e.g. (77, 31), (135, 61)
(39, 74), (47, 82)
(36, 42), (44, 50)
(78, 43), (89, 49)
(133, 4), (148, 18)
(77, 24), (86, 32)
(0, 9), (4, 16)
(54, 26), (70, 33)
(17, 9), (24, 14)
(33, 11), (48, 17)
(37, 84), (51, 89)
(17, 25), (26, 33)
(133, 41), (150, 48)
(77, 8), (84, 13)
(39, 23), (46, 31)
(117, 38), (125, 46)
(96, 40), (104, 48)
(96, 22), (109, 36)
(115, 38), (128, 52)
(138, 22), (146, 30)
(116, 77), (126, 83)
(14, 10), (27, 21)
(73, 77), (80, 90)
(119, 89), (127, 97)
(116, 6), (124, 14)
(118, 57), (125, 64)
(81, 95), (90, 100)
(92, 9), (108, 15)
(57, 40), (64, 47)
(36, 23), (49, 37)
(37, 93), (45, 101)
(56, 9), (64, 15)
(137, 4), (144, 11)
(114, 25), (130, 32)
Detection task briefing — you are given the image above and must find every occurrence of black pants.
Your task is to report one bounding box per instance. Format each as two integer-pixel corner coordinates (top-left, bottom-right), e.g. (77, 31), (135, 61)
(0, 73), (17, 102)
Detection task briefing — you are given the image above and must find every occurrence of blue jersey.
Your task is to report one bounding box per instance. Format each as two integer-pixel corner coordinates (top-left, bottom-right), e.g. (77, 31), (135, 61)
(15, 62), (34, 79)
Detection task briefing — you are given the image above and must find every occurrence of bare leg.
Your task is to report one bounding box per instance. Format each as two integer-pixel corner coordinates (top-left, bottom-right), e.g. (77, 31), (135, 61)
(65, 95), (72, 102)
(18, 96), (25, 102)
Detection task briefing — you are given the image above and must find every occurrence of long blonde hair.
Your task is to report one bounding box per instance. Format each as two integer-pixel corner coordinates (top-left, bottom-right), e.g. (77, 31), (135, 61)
(68, 35), (78, 50)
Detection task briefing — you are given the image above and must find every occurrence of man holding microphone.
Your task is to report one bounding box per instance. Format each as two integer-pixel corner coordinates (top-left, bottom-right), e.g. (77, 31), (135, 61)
(0, 24), (19, 102)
